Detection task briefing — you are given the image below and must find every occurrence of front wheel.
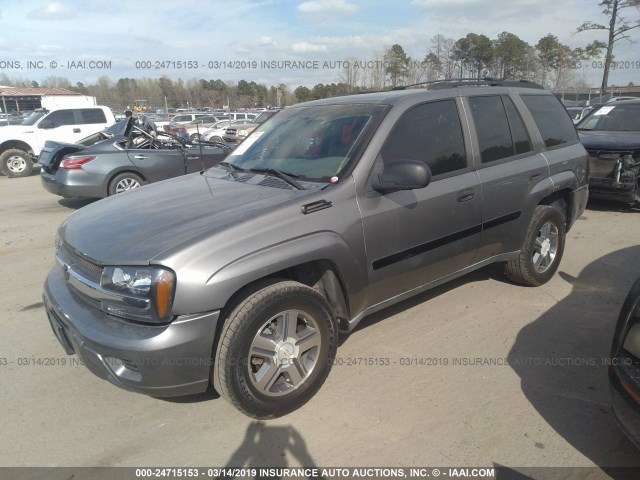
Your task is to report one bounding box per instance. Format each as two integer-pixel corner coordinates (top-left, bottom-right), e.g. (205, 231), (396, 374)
(214, 280), (337, 418)
(108, 172), (144, 196)
(0, 149), (33, 177)
(505, 205), (566, 286)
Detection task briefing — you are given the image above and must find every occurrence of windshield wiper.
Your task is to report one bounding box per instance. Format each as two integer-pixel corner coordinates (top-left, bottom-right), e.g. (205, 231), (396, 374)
(217, 161), (242, 178)
(248, 167), (305, 190)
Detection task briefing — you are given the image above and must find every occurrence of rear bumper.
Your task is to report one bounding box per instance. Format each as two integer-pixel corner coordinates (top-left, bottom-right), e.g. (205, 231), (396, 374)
(43, 266), (220, 397)
(40, 170), (106, 199)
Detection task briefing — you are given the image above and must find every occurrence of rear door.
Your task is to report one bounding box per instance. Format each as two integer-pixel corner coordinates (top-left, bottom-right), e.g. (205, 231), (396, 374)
(183, 145), (228, 173)
(74, 108), (110, 140)
(127, 145), (185, 182)
(464, 94), (549, 261)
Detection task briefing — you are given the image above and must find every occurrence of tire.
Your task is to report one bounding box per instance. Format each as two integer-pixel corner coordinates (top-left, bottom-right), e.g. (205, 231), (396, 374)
(214, 280), (337, 419)
(505, 205), (566, 286)
(0, 149), (33, 178)
(190, 133), (200, 141)
(210, 136), (223, 143)
(108, 172), (144, 196)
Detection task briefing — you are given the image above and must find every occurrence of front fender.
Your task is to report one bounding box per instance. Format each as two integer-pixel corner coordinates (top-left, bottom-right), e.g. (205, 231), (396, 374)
(172, 231), (368, 316)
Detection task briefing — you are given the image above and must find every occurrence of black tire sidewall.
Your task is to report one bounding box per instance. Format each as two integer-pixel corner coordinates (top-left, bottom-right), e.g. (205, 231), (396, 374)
(219, 284), (336, 418)
(0, 149), (33, 177)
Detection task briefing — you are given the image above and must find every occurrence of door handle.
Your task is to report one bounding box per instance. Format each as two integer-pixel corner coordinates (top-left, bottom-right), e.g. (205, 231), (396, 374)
(530, 172), (542, 180)
(73, 128), (81, 133)
(134, 155), (148, 159)
(187, 156), (200, 160)
(457, 189), (475, 202)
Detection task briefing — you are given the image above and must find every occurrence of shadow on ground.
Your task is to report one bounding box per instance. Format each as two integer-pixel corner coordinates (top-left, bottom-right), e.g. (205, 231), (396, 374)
(507, 246), (640, 477)
(217, 421), (322, 478)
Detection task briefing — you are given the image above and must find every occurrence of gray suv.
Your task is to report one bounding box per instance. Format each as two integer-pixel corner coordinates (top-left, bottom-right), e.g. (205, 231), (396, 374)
(43, 79), (588, 418)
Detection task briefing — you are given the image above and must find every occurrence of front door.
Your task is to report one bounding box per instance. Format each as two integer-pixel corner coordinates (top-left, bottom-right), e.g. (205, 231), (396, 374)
(359, 98), (482, 306)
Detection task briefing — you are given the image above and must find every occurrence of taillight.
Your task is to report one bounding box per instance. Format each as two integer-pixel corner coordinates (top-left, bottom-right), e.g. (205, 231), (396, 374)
(60, 156), (95, 170)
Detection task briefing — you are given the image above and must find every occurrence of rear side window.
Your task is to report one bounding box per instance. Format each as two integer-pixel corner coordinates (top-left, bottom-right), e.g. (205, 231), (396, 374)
(80, 108), (107, 124)
(46, 109), (76, 126)
(503, 97), (532, 154)
(381, 99), (467, 176)
(469, 95), (532, 163)
(521, 94), (578, 148)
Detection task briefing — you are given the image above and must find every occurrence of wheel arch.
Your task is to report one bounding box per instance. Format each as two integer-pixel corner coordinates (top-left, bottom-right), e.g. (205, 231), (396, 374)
(539, 189), (573, 229)
(218, 259), (351, 333)
(106, 169), (148, 196)
(0, 140), (35, 157)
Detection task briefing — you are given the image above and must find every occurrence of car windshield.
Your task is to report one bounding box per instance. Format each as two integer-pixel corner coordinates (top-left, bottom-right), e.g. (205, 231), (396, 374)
(224, 103), (386, 182)
(577, 103), (640, 131)
(21, 111), (47, 125)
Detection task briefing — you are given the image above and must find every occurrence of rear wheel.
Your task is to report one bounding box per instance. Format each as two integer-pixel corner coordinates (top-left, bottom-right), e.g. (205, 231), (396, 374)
(214, 280), (337, 418)
(210, 136), (223, 143)
(108, 172), (144, 196)
(0, 149), (33, 177)
(505, 205), (566, 286)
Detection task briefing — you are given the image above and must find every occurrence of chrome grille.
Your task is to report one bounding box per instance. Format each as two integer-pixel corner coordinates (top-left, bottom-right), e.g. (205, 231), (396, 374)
(58, 242), (103, 283)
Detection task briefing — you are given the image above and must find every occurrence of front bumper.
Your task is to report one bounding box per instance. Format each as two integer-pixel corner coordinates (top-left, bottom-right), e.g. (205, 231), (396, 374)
(609, 360), (640, 449)
(43, 266), (220, 397)
(588, 177), (638, 204)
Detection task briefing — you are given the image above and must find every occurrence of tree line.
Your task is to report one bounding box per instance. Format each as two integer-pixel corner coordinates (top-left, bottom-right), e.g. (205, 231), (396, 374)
(0, 2), (637, 107)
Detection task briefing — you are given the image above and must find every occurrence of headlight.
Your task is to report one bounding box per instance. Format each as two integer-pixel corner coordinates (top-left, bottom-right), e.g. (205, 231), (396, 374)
(238, 128), (255, 137)
(100, 266), (176, 323)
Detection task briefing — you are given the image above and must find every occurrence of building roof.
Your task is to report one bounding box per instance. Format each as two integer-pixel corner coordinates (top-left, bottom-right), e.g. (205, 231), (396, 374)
(0, 86), (81, 96)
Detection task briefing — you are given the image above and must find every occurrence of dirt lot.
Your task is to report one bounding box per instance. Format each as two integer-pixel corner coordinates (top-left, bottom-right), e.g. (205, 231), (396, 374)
(1, 172), (639, 478)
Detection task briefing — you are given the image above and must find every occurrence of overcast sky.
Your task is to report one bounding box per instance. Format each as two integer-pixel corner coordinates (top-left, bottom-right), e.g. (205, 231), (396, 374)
(1, 0), (638, 89)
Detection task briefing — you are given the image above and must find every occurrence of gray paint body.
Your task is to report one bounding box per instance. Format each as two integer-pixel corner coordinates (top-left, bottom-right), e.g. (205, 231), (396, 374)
(44, 86), (589, 396)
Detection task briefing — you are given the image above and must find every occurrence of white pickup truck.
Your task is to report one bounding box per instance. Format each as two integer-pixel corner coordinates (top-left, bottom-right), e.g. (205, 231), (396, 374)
(0, 106), (115, 177)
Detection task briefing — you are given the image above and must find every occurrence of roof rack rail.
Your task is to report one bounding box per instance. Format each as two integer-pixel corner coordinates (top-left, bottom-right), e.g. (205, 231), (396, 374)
(393, 78), (545, 91)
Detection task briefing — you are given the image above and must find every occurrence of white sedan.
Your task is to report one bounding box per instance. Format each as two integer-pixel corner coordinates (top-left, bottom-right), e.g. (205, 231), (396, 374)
(201, 119), (249, 142)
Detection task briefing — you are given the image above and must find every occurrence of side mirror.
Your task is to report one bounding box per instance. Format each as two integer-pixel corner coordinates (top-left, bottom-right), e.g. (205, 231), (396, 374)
(38, 119), (55, 129)
(372, 159), (432, 193)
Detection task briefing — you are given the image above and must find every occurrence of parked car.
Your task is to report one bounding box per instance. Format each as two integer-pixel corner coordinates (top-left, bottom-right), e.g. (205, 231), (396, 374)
(170, 113), (211, 124)
(202, 119), (248, 142)
(609, 275), (640, 449)
(222, 110), (280, 144)
(577, 100), (640, 207)
(185, 116), (225, 140)
(40, 116), (231, 198)
(566, 106), (593, 124)
(0, 106), (115, 177)
(43, 79), (588, 418)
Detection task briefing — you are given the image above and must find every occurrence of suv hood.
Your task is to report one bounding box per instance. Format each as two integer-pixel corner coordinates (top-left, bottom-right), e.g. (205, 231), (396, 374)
(579, 131), (640, 151)
(59, 172), (309, 265)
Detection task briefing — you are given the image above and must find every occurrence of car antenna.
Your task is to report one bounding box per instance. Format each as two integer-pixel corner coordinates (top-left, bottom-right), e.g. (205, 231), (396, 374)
(196, 122), (206, 174)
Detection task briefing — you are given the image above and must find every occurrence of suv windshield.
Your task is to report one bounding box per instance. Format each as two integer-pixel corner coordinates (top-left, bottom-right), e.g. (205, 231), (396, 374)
(224, 104), (386, 181)
(21, 111), (47, 126)
(577, 102), (640, 131)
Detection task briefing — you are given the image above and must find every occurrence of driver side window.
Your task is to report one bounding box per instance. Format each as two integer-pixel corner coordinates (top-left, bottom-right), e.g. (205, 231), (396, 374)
(380, 99), (467, 177)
